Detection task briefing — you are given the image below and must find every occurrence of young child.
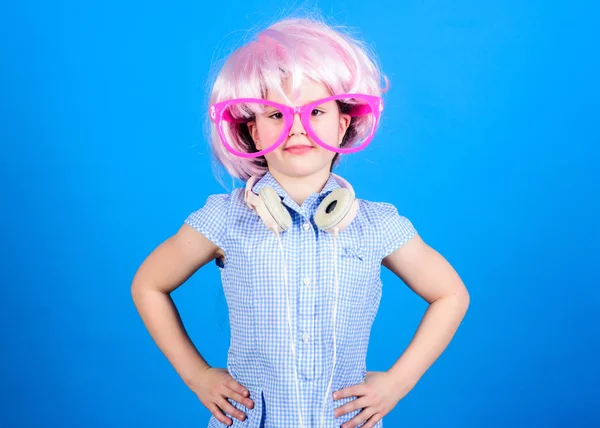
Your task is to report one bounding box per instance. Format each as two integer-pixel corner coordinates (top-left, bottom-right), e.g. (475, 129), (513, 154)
(132, 16), (470, 428)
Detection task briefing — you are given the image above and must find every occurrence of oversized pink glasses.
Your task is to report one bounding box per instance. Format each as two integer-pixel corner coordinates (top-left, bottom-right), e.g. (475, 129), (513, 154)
(209, 94), (384, 158)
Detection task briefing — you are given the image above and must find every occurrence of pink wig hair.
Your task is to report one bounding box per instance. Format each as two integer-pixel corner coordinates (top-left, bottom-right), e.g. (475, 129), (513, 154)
(207, 17), (387, 182)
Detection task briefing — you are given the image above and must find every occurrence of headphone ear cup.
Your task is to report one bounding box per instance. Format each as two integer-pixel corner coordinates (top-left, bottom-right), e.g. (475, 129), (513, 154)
(314, 188), (355, 232)
(259, 186), (292, 232)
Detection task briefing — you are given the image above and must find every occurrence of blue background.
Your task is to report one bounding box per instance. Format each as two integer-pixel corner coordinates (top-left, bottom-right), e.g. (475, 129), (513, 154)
(1, 1), (598, 427)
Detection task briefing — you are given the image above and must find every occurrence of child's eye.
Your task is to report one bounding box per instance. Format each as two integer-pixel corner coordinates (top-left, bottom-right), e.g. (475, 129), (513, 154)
(311, 109), (324, 117)
(268, 111), (283, 120)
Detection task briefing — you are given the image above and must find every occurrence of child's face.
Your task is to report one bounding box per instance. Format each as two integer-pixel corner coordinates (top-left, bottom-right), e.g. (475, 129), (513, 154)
(247, 78), (351, 179)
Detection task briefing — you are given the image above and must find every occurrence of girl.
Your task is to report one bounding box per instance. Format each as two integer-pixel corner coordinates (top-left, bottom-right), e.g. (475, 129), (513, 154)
(132, 16), (470, 428)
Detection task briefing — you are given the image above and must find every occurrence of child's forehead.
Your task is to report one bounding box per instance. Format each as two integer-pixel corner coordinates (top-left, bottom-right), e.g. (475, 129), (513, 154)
(265, 77), (332, 105)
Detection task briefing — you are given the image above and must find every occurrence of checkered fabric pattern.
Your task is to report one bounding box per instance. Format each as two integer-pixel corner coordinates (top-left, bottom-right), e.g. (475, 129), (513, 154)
(184, 171), (417, 427)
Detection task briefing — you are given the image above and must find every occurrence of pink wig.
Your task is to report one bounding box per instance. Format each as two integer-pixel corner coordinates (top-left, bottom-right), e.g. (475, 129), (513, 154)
(207, 17), (387, 182)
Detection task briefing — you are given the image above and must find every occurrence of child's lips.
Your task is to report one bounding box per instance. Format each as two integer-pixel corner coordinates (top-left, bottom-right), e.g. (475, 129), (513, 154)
(284, 145), (314, 155)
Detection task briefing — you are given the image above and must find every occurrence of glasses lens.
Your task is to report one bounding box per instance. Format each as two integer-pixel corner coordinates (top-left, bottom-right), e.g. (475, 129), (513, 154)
(304, 96), (376, 151)
(219, 101), (287, 156)
(336, 96), (377, 150)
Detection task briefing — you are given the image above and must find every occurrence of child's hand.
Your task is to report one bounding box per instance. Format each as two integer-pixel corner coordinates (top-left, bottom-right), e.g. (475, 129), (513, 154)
(332, 370), (414, 428)
(191, 367), (254, 426)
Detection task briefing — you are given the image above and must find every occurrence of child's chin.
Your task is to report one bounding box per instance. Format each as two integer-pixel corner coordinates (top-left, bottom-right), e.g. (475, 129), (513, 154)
(285, 161), (331, 176)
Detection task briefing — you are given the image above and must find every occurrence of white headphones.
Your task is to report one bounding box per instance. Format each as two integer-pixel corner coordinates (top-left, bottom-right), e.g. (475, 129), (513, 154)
(244, 173), (359, 235)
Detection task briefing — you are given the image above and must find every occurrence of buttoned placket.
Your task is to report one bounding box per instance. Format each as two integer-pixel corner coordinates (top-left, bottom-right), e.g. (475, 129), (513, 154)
(267, 179), (340, 387)
(292, 201), (317, 383)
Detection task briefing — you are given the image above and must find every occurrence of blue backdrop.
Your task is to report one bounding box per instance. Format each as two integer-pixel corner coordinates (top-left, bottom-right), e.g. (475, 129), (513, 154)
(1, 1), (598, 427)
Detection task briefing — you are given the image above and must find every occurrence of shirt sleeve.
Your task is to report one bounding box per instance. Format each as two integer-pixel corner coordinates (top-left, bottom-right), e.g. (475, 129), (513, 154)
(183, 193), (230, 251)
(377, 202), (418, 260)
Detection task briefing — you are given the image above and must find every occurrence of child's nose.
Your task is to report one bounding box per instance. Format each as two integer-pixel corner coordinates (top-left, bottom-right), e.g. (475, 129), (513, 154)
(289, 113), (307, 136)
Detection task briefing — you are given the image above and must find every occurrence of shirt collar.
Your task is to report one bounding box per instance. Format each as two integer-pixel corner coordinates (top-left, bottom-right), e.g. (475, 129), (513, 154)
(251, 171), (341, 213)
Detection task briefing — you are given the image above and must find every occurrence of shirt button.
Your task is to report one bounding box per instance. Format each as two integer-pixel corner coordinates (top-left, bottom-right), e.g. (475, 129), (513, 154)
(303, 277), (311, 285)
(302, 333), (310, 343)
(302, 222), (311, 231)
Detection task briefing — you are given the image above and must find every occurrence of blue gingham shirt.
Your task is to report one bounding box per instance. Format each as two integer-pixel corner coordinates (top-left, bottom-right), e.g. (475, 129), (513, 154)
(184, 171), (418, 427)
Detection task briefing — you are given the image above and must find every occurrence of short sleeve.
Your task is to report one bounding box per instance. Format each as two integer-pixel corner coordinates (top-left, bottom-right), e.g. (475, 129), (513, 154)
(377, 202), (418, 260)
(184, 193), (230, 251)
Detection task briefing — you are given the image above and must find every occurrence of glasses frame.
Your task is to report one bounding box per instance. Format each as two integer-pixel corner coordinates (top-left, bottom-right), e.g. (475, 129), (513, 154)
(209, 93), (384, 158)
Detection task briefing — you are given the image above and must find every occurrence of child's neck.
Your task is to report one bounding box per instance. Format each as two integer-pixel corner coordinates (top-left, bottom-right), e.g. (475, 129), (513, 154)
(269, 168), (331, 207)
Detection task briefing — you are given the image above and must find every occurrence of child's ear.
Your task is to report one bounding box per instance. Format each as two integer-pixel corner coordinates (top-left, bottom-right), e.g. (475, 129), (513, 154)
(247, 121), (260, 148)
(338, 113), (351, 144)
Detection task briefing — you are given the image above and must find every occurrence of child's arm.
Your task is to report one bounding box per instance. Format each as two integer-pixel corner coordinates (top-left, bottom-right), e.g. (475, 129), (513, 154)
(130, 224), (254, 425)
(332, 234), (469, 427)
(131, 223), (218, 386)
(382, 234), (470, 390)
